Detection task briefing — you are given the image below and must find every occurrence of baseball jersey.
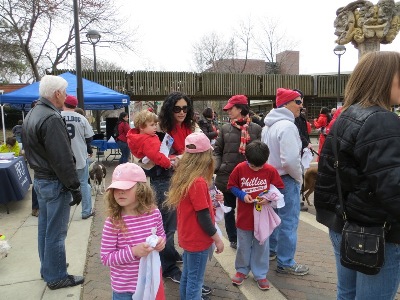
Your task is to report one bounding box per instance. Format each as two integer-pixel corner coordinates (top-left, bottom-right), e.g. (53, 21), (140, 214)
(61, 111), (94, 169)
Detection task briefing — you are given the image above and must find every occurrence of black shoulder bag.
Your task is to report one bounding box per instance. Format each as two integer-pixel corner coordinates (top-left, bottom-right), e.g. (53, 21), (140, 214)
(332, 120), (387, 275)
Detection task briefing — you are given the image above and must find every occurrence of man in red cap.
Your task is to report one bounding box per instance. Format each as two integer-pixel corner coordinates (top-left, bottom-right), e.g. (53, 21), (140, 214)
(261, 88), (309, 276)
(61, 95), (95, 219)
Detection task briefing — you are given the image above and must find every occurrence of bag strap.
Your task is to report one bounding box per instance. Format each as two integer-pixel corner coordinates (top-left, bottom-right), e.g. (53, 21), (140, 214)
(332, 117), (347, 221)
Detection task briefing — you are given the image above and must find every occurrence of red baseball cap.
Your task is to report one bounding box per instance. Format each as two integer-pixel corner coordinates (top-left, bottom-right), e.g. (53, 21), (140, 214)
(65, 95), (78, 107)
(223, 95), (248, 110)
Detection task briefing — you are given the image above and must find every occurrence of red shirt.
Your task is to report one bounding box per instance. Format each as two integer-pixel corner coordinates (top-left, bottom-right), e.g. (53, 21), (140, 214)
(177, 177), (215, 251)
(227, 162), (284, 230)
(168, 123), (192, 155)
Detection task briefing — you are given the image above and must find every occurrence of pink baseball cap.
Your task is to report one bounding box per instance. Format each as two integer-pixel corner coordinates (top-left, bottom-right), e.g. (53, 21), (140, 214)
(106, 163), (147, 191)
(185, 132), (213, 154)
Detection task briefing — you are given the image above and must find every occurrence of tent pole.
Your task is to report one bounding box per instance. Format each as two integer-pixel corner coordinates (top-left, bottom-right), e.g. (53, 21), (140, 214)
(1, 105), (6, 143)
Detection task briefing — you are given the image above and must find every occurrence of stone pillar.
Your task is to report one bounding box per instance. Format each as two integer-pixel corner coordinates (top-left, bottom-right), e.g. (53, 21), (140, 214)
(358, 38), (381, 59)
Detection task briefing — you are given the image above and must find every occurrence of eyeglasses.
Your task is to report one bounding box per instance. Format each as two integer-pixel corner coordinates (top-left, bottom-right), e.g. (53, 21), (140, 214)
(294, 100), (303, 105)
(173, 106), (188, 113)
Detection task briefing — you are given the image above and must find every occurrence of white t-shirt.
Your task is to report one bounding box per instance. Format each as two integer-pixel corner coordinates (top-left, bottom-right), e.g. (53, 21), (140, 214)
(61, 111), (94, 169)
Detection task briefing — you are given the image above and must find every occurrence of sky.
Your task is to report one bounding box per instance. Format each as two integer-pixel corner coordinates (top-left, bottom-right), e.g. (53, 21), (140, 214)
(96, 0), (400, 75)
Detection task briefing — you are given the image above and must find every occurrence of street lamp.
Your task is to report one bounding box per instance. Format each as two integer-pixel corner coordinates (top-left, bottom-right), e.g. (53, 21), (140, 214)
(86, 29), (101, 133)
(333, 44), (346, 105)
(86, 30), (101, 83)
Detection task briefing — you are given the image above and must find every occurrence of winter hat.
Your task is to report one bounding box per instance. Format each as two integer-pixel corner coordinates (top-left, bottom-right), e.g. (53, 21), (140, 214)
(223, 95), (248, 110)
(276, 88), (300, 108)
(185, 132), (213, 153)
(64, 95), (78, 107)
(106, 163), (147, 191)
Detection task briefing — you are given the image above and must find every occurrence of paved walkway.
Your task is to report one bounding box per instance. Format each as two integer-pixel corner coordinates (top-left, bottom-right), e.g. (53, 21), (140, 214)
(2, 156), (400, 300)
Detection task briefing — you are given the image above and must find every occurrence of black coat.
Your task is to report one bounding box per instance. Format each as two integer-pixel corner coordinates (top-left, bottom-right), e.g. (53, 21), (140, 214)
(295, 114), (310, 149)
(314, 104), (400, 243)
(22, 97), (80, 190)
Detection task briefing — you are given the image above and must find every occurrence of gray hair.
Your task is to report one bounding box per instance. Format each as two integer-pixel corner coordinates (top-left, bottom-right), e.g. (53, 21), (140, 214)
(39, 75), (68, 100)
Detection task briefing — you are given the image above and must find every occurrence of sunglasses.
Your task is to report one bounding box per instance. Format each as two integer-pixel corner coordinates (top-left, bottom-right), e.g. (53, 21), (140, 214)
(294, 100), (303, 105)
(173, 106), (188, 113)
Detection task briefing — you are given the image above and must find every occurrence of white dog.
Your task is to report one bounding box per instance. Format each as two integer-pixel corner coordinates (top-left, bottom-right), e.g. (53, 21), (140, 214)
(89, 161), (107, 196)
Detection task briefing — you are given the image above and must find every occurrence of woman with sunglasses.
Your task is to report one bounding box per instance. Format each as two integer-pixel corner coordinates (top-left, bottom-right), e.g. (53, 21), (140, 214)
(214, 94), (262, 250)
(153, 92), (199, 286)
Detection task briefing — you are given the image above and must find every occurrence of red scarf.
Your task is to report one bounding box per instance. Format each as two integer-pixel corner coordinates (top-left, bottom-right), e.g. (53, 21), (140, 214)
(169, 123), (192, 155)
(230, 117), (251, 154)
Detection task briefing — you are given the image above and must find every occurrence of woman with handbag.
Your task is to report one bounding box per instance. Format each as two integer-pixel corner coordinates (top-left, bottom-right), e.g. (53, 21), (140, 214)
(314, 51), (400, 300)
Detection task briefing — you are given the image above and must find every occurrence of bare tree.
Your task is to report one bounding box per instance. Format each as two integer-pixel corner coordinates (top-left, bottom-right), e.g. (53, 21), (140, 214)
(254, 18), (298, 74)
(80, 57), (123, 71)
(0, 0), (136, 82)
(192, 32), (236, 72)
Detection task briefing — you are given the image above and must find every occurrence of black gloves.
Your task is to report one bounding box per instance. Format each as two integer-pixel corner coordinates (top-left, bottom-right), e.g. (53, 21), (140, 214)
(69, 189), (82, 206)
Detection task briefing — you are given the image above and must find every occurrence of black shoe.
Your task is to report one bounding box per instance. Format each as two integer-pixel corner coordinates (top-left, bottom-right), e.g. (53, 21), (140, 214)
(165, 272), (181, 283)
(201, 296), (211, 300)
(230, 241), (237, 249)
(202, 285), (212, 295)
(47, 275), (84, 290)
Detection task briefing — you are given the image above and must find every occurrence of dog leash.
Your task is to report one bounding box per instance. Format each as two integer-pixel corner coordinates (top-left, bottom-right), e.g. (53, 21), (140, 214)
(310, 148), (319, 156)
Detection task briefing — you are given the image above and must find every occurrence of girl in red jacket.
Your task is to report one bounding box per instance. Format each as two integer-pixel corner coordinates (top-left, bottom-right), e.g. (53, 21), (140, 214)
(313, 107), (332, 160)
(165, 132), (224, 300)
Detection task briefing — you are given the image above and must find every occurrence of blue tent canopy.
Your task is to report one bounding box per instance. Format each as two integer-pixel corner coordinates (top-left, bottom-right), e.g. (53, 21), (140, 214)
(0, 72), (129, 110)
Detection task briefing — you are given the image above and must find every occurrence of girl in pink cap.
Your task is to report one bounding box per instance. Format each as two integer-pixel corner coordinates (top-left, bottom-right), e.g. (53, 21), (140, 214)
(100, 163), (166, 300)
(165, 132), (224, 300)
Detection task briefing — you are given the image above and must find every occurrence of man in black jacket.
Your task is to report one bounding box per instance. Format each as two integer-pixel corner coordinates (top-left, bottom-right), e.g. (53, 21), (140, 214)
(22, 75), (84, 290)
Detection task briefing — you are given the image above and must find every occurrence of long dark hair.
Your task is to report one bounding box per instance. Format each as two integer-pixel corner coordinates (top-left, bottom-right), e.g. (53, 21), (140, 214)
(159, 92), (195, 132)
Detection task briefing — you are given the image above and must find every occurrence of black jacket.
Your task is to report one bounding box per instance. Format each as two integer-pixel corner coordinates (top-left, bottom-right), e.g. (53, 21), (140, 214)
(314, 104), (400, 243)
(295, 114), (310, 149)
(22, 98), (80, 191)
(198, 118), (218, 141)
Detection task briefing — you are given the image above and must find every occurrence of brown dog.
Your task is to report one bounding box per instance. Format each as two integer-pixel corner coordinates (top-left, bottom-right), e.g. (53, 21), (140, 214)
(89, 161), (107, 196)
(302, 166), (318, 206)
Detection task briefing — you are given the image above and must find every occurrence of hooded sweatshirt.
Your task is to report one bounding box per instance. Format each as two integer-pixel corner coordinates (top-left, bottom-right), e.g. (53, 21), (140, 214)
(261, 107), (302, 183)
(127, 128), (171, 169)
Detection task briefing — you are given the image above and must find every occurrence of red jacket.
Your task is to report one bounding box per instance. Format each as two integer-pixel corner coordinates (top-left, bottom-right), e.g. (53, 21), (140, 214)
(313, 114), (329, 131)
(117, 121), (130, 143)
(127, 129), (171, 169)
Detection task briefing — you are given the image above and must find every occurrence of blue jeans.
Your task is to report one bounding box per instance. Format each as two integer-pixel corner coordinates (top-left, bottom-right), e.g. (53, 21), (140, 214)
(112, 291), (133, 300)
(329, 229), (400, 300)
(180, 248), (209, 300)
(236, 228), (269, 279)
(117, 140), (130, 164)
(35, 178), (71, 283)
(269, 175), (300, 268)
(77, 159), (92, 217)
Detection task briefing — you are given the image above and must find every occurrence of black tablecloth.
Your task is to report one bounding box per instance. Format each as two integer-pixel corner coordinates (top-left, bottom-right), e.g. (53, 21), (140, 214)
(0, 157), (32, 204)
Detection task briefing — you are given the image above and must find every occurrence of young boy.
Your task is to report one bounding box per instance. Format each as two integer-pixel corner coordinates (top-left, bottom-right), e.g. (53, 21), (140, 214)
(227, 140), (284, 290)
(127, 109), (172, 176)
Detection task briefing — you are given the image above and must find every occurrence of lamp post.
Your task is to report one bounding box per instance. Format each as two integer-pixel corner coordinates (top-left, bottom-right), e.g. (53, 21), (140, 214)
(333, 44), (346, 105)
(86, 30), (101, 133)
